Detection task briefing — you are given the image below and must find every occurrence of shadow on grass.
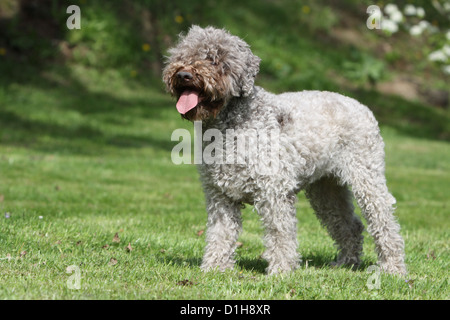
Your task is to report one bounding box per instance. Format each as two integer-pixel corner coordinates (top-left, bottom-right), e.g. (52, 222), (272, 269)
(155, 254), (268, 274)
(350, 89), (450, 141)
(0, 63), (178, 155)
(156, 254), (202, 269)
(236, 257), (268, 274)
(237, 253), (378, 274)
(157, 251), (377, 275)
(2, 64), (448, 159)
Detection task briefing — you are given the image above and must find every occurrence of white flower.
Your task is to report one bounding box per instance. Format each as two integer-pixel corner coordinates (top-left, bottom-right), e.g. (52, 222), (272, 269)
(415, 20), (439, 34)
(404, 4), (416, 16)
(390, 10), (403, 23)
(427, 24), (439, 34)
(444, 2), (450, 12)
(446, 30), (450, 40)
(382, 19), (399, 33)
(384, 4), (399, 15)
(442, 45), (450, 57)
(428, 50), (447, 62)
(409, 25), (423, 36)
(442, 65), (450, 75)
(418, 20), (430, 29)
(416, 7), (425, 18)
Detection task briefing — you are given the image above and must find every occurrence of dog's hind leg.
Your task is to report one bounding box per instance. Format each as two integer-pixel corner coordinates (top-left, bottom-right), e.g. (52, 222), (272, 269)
(305, 176), (365, 269)
(347, 161), (406, 275)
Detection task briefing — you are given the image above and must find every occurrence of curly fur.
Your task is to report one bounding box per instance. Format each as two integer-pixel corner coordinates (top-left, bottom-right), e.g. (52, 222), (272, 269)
(163, 25), (406, 275)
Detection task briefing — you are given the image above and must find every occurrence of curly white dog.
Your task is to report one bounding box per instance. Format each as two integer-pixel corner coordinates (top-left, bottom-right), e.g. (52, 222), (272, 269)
(163, 25), (406, 275)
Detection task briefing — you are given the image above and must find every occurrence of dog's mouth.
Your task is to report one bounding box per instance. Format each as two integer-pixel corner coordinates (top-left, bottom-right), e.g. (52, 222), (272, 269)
(172, 84), (225, 121)
(176, 88), (202, 115)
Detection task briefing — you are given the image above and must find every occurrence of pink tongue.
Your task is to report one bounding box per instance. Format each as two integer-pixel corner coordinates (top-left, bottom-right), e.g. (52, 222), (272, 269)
(176, 90), (199, 114)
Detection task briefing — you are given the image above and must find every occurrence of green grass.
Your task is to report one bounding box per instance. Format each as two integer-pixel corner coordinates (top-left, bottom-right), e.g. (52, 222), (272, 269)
(0, 64), (449, 300)
(0, 0), (449, 300)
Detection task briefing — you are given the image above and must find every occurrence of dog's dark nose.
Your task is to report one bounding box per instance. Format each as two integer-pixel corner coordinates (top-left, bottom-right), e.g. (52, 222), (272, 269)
(176, 71), (193, 81)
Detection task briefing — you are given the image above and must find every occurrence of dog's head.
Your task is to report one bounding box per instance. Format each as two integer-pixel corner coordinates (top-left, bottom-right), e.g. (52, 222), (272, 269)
(162, 25), (261, 121)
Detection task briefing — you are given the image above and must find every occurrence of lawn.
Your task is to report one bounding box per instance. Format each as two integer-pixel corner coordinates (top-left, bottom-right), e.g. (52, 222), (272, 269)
(0, 64), (448, 300)
(1, 0), (449, 301)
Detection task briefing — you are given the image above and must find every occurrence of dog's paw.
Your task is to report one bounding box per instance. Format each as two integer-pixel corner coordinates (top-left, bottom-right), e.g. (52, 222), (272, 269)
(265, 261), (299, 276)
(330, 255), (361, 270)
(379, 262), (407, 276)
(200, 261), (235, 273)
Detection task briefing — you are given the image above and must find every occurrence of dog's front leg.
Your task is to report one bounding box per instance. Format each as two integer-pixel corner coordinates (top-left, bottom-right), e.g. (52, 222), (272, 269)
(255, 192), (300, 275)
(200, 190), (242, 272)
